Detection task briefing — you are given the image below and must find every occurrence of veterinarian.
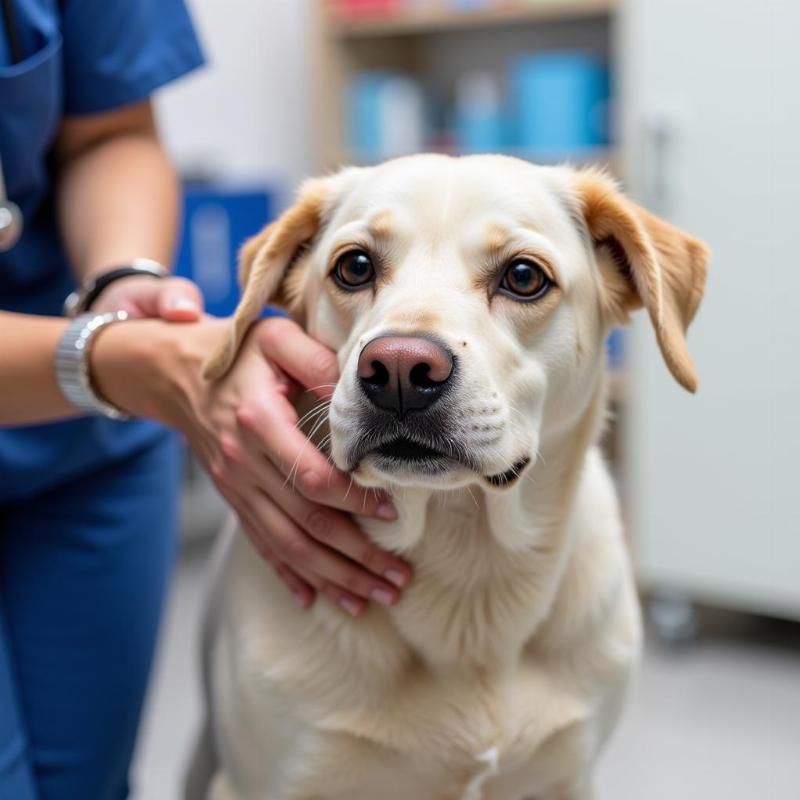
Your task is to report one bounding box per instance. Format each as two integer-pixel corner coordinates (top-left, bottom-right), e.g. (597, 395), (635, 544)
(0, 2), (408, 798)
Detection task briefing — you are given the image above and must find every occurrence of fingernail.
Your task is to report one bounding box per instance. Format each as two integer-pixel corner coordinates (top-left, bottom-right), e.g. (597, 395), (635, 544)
(340, 597), (362, 617)
(384, 569), (407, 589)
(170, 298), (198, 311)
(376, 502), (398, 521)
(293, 591), (307, 609)
(370, 587), (395, 607)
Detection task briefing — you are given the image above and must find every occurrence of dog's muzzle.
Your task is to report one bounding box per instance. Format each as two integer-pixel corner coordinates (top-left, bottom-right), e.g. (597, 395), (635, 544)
(344, 333), (531, 488)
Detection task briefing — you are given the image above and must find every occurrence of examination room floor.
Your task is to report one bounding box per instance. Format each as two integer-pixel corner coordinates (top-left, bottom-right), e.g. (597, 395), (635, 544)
(132, 540), (800, 800)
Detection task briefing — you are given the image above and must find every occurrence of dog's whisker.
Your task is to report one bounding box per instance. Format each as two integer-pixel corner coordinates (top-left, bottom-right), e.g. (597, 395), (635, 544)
(296, 401), (331, 431)
(295, 408), (328, 431)
(307, 415), (330, 442)
(302, 383), (338, 396)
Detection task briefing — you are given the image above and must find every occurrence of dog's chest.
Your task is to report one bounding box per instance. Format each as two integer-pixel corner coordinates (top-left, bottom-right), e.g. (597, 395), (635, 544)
(279, 651), (590, 800)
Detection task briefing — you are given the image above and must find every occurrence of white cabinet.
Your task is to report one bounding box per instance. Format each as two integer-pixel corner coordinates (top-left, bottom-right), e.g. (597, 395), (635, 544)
(621, 0), (800, 619)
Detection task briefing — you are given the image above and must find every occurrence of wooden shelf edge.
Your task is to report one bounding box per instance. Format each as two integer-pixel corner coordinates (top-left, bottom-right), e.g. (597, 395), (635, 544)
(327, 0), (617, 39)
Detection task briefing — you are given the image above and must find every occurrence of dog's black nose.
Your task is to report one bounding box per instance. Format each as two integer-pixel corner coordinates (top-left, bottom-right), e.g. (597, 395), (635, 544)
(357, 335), (454, 418)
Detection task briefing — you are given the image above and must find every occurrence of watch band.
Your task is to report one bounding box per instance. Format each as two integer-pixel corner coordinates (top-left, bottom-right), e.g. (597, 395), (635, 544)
(54, 312), (132, 421)
(64, 259), (169, 318)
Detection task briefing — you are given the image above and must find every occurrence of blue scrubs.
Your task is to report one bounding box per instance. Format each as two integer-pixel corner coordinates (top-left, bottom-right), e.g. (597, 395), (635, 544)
(0, 1), (203, 797)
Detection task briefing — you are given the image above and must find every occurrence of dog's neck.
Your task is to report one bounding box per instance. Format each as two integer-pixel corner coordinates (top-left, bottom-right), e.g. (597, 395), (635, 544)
(369, 374), (608, 671)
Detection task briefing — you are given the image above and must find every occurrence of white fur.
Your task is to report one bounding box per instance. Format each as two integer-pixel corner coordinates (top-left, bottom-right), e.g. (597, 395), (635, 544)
(193, 156), (647, 800)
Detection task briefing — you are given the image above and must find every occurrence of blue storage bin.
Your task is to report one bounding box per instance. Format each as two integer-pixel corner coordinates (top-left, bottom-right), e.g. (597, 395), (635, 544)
(509, 51), (610, 156)
(174, 184), (276, 318)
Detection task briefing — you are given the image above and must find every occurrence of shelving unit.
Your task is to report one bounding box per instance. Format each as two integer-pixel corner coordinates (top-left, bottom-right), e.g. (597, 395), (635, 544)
(313, 0), (618, 170)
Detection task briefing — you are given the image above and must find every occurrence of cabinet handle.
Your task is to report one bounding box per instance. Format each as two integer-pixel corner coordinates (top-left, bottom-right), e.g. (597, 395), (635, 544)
(643, 114), (676, 217)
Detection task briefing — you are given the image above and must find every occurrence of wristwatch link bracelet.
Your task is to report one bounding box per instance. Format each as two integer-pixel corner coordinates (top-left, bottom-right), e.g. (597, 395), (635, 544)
(54, 312), (132, 420)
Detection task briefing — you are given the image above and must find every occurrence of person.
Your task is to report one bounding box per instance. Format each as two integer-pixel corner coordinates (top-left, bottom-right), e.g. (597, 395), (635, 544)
(0, 2), (409, 798)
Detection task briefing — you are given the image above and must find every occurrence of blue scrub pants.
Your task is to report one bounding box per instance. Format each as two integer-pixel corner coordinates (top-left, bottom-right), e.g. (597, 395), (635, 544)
(0, 435), (181, 800)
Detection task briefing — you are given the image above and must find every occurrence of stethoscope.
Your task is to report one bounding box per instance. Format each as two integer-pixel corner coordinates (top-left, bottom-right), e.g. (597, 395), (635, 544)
(0, 0), (24, 251)
(0, 156), (23, 252)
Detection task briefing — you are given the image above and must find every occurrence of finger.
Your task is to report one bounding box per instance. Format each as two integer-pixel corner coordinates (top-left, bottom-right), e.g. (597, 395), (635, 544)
(249, 454), (410, 589)
(216, 477), (370, 617)
(235, 500), (316, 609)
(237, 399), (397, 521)
(318, 584), (366, 618)
(248, 530), (366, 618)
(247, 488), (401, 608)
(254, 317), (340, 399)
(248, 525), (366, 617)
(155, 277), (204, 322)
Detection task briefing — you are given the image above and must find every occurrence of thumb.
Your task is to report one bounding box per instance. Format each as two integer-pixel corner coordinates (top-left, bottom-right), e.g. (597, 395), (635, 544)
(155, 277), (205, 322)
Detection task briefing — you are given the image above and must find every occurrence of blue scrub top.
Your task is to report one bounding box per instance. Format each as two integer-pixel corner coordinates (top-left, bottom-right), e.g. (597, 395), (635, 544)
(0, 0), (204, 503)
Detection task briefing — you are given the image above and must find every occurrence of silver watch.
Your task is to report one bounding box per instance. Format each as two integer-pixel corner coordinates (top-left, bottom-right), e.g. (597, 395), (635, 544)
(54, 312), (132, 420)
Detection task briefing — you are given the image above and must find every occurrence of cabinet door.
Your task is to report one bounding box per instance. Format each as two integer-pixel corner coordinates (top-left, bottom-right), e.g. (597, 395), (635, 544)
(621, 0), (800, 618)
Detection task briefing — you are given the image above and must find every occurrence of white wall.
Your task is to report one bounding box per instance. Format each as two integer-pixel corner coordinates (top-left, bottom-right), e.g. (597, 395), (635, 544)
(155, 0), (313, 190)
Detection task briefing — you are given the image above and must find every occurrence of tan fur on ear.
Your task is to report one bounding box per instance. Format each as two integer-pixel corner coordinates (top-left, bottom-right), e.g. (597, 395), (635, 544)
(574, 170), (709, 392)
(202, 179), (330, 381)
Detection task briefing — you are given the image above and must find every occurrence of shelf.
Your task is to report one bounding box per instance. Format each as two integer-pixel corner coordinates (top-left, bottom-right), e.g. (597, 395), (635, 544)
(328, 1), (616, 38)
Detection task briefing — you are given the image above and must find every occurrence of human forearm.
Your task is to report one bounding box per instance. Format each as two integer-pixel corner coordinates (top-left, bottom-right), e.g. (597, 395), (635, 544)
(0, 312), (73, 425)
(55, 101), (180, 282)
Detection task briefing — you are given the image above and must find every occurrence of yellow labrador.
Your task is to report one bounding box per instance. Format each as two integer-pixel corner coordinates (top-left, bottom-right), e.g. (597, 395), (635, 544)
(190, 155), (708, 800)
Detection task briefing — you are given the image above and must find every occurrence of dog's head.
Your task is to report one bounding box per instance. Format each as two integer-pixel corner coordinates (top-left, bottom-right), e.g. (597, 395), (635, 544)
(206, 155), (708, 491)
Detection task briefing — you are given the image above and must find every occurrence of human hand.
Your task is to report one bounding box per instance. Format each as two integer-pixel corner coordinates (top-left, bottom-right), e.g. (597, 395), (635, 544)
(92, 315), (411, 616)
(90, 273), (204, 322)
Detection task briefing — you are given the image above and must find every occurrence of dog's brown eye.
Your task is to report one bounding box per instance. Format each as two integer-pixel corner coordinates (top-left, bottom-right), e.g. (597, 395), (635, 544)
(500, 259), (551, 300)
(333, 250), (375, 290)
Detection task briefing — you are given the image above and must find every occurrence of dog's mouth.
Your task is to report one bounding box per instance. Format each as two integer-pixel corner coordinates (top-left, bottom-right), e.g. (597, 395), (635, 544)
(484, 456), (531, 489)
(370, 436), (455, 473)
(361, 436), (531, 487)
(375, 437), (447, 461)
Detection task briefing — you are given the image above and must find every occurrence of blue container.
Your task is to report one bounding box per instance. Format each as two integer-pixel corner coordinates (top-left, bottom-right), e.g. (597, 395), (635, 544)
(174, 184), (275, 318)
(346, 71), (426, 161)
(453, 72), (506, 153)
(347, 72), (389, 162)
(509, 51), (610, 157)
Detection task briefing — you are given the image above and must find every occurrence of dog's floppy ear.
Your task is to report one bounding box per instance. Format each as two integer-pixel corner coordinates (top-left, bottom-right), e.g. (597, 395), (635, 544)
(574, 169), (710, 393)
(203, 174), (346, 381)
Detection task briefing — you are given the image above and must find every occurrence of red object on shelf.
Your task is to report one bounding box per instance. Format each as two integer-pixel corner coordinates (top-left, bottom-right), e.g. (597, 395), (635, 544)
(334, 0), (404, 18)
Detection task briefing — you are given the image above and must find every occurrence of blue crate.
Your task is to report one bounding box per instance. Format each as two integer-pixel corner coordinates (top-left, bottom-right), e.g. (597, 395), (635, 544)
(174, 184), (276, 318)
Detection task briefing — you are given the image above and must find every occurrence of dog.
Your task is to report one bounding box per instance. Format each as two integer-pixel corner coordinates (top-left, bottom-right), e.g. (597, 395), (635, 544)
(189, 154), (708, 800)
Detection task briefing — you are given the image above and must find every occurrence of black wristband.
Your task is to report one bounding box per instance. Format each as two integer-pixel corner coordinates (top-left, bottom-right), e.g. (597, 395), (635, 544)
(83, 267), (162, 310)
(64, 260), (168, 317)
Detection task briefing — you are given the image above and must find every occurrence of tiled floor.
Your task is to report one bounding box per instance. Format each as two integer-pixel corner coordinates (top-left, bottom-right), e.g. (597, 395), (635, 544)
(132, 544), (800, 800)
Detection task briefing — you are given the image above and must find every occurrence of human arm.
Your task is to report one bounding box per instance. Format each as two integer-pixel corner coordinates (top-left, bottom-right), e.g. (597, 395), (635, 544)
(53, 99), (202, 320)
(34, 100), (410, 612)
(90, 315), (410, 614)
(0, 312), (73, 425)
